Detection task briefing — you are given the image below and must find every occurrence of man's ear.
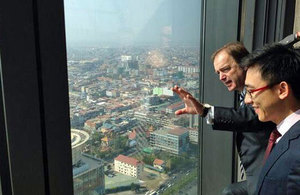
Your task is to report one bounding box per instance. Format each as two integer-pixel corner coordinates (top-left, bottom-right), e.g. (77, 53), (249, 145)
(278, 81), (289, 100)
(243, 66), (248, 71)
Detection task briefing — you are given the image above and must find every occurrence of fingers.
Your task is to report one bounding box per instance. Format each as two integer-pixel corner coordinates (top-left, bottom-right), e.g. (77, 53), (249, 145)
(186, 94), (204, 115)
(172, 85), (192, 99)
(172, 85), (202, 115)
(179, 88), (191, 97)
(172, 85), (184, 99)
(175, 109), (187, 115)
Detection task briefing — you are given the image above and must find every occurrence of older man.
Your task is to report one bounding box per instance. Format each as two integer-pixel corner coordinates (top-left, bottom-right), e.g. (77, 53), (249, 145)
(242, 44), (300, 194)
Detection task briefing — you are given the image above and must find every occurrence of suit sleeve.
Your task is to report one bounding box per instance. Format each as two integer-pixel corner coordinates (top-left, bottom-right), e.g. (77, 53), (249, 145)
(212, 105), (275, 132)
(279, 33), (299, 48)
(287, 158), (300, 194)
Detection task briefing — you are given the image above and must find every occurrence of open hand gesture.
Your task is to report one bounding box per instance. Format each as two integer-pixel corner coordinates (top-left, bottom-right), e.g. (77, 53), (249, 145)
(171, 85), (205, 116)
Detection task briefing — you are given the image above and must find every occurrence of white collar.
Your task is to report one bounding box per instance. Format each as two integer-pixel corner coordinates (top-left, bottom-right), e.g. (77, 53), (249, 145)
(276, 109), (300, 143)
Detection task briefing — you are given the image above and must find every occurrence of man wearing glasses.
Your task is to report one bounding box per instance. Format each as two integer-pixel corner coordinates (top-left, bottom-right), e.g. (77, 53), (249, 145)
(172, 32), (300, 195)
(242, 44), (300, 194)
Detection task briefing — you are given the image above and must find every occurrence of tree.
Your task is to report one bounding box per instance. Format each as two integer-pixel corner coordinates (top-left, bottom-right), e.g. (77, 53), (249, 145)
(113, 135), (128, 151)
(142, 154), (155, 165)
(165, 159), (172, 171)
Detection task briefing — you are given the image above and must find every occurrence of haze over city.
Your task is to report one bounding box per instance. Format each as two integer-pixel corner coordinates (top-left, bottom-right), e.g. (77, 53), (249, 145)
(64, 0), (201, 47)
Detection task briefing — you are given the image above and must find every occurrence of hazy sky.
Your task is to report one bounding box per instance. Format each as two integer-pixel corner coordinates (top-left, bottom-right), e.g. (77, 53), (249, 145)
(64, 0), (201, 47)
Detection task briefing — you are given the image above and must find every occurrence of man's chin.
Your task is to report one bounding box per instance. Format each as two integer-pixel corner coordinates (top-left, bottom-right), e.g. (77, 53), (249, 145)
(258, 115), (267, 122)
(227, 86), (235, 91)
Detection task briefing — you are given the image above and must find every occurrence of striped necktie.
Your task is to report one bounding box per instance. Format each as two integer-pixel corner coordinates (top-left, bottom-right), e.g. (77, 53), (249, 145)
(239, 89), (246, 107)
(239, 89), (246, 179)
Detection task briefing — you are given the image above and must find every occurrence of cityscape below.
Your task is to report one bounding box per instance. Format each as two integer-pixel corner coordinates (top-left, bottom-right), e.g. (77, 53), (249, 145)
(67, 46), (200, 195)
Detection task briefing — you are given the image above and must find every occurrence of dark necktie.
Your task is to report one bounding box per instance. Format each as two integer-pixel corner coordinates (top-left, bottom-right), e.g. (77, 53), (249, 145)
(263, 129), (281, 163)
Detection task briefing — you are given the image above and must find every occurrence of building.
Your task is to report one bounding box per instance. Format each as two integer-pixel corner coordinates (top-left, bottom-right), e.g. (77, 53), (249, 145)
(106, 90), (120, 97)
(189, 128), (198, 144)
(153, 87), (173, 96)
(189, 114), (199, 128)
(121, 55), (132, 62)
(166, 102), (184, 114)
(150, 126), (189, 155)
(84, 120), (103, 131)
(144, 95), (161, 106)
(83, 115), (110, 132)
(178, 65), (199, 73)
(134, 111), (171, 127)
(128, 130), (137, 140)
(153, 159), (165, 171)
(73, 155), (105, 195)
(114, 155), (144, 178)
(71, 129), (105, 195)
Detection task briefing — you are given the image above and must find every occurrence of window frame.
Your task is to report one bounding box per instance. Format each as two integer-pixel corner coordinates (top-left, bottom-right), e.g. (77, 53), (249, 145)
(0, 0), (73, 194)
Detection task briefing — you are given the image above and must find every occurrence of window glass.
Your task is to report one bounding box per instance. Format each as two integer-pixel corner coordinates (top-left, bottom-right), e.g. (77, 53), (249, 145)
(64, 1), (201, 194)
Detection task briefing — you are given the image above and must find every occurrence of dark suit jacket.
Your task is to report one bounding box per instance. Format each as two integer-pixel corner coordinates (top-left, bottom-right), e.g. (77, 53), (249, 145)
(256, 121), (300, 195)
(212, 105), (275, 195)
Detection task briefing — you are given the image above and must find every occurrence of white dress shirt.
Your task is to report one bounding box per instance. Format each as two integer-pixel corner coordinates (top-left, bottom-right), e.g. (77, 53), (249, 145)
(276, 109), (300, 143)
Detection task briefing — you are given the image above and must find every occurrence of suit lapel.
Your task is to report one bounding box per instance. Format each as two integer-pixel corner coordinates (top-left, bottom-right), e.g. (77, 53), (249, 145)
(256, 121), (300, 193)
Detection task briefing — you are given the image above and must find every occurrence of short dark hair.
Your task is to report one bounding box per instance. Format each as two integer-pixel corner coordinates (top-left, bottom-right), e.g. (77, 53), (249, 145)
(211, 42), (249, 64)
(241, 44), (300, 100)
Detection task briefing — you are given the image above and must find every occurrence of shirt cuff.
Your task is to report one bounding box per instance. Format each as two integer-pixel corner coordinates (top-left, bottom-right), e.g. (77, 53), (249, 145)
(206, 106), (214, 125)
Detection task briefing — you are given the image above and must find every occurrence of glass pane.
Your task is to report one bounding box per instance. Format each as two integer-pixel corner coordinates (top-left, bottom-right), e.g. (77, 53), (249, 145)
(64, 1), (201, 194)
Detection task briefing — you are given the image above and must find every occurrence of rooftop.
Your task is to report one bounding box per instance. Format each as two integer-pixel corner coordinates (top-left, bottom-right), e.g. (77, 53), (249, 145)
(73, 154), (103, 177)
(168, 127), (188, 136)
(153, 159), (164, 165)
(114, 154), (143, 167)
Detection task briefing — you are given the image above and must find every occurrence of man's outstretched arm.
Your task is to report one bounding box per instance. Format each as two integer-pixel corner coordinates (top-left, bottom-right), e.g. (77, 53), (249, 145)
(172, 85), (275, 132)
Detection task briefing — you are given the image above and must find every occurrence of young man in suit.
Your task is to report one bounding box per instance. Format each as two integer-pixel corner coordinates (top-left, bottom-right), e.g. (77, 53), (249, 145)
(242, 44), (300, 195)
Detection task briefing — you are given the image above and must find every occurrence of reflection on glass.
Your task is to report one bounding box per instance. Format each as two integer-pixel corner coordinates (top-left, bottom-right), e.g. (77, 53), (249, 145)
(64, 0), (201, 194)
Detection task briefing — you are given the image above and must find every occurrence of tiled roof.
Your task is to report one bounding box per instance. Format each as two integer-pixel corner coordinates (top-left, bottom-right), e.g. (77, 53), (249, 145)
(115, 154), (142, 167)
(101, 136), (111, 142)
(128, 130), (136, 140)
(153, 159), (164, 166)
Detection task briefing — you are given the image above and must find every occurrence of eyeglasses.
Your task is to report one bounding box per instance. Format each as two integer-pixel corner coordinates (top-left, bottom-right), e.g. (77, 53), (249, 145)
(246, 85), (270, 99)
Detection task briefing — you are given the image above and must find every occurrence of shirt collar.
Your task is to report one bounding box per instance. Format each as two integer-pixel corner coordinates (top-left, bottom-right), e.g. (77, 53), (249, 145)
(276, 109), (300, 142)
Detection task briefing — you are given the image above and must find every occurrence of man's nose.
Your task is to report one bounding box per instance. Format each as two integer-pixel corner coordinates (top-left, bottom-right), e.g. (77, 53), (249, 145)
(244, 92), (253, 105)
(219, 73), (226, 81)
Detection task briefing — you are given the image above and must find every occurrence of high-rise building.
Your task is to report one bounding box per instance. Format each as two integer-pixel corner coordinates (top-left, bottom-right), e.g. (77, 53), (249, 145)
(150, 126), (189, 155)
(71, 129), (105, 195)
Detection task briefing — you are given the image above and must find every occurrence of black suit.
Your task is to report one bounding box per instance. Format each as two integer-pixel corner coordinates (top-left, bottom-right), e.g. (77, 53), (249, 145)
(213, 105), (275, 195)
